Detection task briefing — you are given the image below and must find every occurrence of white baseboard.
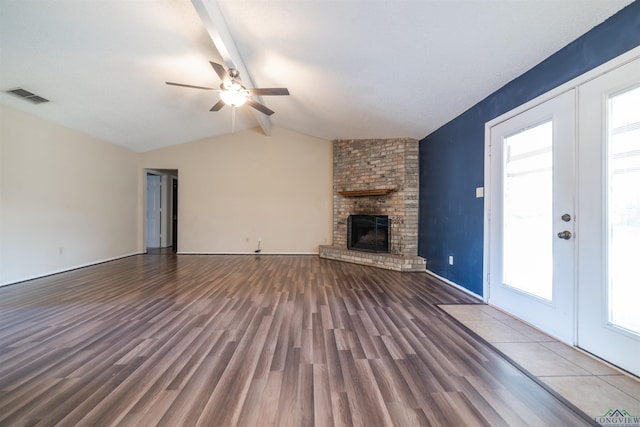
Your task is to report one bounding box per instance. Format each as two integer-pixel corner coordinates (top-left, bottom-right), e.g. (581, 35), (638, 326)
(424, 269), (483, 301)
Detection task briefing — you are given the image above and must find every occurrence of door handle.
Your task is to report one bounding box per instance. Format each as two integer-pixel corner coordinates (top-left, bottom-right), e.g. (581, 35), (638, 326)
(557, 230), (572, 240)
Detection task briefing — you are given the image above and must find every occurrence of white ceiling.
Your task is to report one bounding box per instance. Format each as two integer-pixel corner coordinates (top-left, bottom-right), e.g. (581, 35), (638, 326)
(0, 0), (633, 152)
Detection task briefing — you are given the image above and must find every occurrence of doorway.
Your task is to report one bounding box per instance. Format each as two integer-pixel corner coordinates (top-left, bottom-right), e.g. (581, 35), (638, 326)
(576, 58), (640, 376)
(145, 169), (179, 253)
(487, 90), (575, 344)
(146, 173), (161, 249)
(486, 57), (640, 376)
(172, 177), (178, 253)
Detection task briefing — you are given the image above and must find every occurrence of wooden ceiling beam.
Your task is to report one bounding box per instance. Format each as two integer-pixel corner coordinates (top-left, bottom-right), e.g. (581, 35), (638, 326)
(191, 0), (273, 136)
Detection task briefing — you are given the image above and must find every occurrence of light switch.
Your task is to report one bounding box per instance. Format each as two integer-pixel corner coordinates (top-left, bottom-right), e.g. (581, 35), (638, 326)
(476, 187), (484, 198)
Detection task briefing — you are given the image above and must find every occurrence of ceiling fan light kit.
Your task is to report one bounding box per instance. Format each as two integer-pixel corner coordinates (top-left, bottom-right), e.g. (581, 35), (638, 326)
(219, 84), (248, 107)
(166, 61), (289, 116)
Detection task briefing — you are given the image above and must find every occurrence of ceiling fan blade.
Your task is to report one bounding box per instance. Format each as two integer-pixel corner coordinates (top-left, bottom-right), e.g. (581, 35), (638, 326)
(246, 99), (275, 116)
(166, 82), (215, 91)
(210, 61), (229, 82)
(247, 88), (290, 96)
(210, 100), (226, 112)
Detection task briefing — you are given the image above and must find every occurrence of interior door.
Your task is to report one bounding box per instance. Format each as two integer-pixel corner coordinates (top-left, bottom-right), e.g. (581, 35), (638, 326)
(578, 57), (640, 376)
(488, 90), (576, 344)
(172, 177), (178, 252)
(146, 174), (161, 249)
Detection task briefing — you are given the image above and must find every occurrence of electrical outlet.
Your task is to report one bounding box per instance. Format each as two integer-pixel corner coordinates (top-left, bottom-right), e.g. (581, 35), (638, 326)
(449, 256), (454, 265)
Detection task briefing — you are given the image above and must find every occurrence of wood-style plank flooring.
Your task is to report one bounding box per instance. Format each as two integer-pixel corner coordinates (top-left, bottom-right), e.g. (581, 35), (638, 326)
(0, 255), (588, 426)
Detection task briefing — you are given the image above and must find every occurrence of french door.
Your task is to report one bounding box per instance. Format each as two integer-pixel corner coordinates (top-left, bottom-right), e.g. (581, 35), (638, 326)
(578, 57), (640, 377)
(488, 90), (576, 344)
(487, 56), (640, 376)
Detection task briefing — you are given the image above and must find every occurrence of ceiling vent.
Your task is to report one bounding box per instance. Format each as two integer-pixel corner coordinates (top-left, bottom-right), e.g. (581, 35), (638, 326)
(6, 88), (50, 104)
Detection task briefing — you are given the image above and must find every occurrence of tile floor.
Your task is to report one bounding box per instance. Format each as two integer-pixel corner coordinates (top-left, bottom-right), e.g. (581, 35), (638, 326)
(440, 304), (640, 421)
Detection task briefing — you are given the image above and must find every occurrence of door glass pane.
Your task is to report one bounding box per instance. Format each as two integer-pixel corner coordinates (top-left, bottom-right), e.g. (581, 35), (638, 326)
(608, 86), (640, 335)
(503, 121), (553, 300)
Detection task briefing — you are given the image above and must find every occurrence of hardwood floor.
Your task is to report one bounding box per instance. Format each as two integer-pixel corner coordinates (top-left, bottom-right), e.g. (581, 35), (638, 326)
(0, 255), (588, 426)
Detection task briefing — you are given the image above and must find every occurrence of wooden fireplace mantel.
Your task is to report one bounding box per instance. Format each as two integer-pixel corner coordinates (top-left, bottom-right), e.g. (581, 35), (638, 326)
(337, 188), (394, 197)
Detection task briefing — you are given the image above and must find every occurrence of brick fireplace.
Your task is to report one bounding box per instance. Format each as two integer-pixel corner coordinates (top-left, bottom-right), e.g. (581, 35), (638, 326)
(319, 138), (426, 271)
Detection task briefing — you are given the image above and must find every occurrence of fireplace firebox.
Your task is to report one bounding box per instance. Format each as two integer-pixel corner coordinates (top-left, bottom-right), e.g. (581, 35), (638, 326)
(347, 215), (390, 253)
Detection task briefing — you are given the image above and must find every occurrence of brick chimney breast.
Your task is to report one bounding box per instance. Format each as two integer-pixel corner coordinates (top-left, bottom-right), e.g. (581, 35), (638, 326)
(320, 138), (426, 272)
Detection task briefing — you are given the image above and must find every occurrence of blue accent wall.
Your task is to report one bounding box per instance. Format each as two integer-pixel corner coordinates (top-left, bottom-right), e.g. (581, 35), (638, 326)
(418, 1), (640, 296)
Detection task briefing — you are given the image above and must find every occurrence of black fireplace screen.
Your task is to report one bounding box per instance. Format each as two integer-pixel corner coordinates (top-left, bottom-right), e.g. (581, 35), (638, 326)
(347, 215), (390, 253)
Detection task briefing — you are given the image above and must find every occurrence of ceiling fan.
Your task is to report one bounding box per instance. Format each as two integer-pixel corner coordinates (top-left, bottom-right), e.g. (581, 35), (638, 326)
(166, 61), (289, 116)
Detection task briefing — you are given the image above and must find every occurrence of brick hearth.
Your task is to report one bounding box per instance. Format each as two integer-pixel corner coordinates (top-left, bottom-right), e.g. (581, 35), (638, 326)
(319, 138), (426, 272)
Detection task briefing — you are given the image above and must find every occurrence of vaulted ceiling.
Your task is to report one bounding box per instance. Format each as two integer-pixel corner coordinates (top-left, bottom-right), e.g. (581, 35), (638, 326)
(0, 0), (633, 152)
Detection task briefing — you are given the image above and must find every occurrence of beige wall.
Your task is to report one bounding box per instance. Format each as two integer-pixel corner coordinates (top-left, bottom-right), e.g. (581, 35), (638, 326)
(140, 127), (332, 254)
(0, 106), (332, 285)
(0, 105), (139, 286)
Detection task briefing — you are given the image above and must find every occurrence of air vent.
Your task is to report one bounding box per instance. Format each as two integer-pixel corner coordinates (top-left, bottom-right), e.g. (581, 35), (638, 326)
(6, 88), (49, 104)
